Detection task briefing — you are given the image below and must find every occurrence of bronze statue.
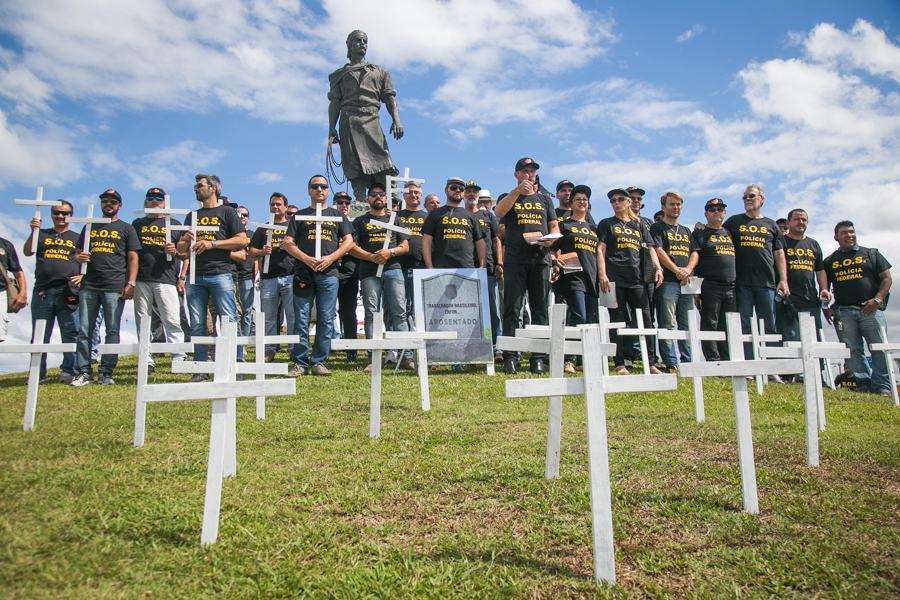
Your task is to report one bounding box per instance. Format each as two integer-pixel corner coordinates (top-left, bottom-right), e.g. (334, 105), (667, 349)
(328, 30), (403, 203)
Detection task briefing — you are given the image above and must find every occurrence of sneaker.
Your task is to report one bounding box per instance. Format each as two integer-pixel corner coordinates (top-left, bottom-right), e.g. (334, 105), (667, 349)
(40, 376), (53, 384)
(494, 351), (504, 363)
(288, 363), (308, 377)
(530, 358), (545, 375)
(385, 350), (398, 364)
(346, 351), (358, 363)
(58, 372), (74, 384)
(503, 358), (518, 375)
(614, 366), (629, 375)
(649, 365), (663, 375)
(265, 351), (275, 363)
(769, 374), (786, 384)
(188, 373), (210, 383)
(311, 363), (331, 376)
(400, 358), (416, 371)
(364, 363), (373, 373)
(71, 373), (91, 387)
(97, 374), (115, 385)
(146, 364), (155, 374)
(563, 361), (576, 374)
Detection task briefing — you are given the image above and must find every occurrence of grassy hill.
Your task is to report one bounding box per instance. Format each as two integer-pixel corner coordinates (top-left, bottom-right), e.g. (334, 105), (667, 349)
(0, 354), (897, 598)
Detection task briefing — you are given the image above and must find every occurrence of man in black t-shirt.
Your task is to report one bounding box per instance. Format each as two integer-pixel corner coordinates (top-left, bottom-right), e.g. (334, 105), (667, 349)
(824, 220), (893, 395)
(232, 205), (257, 361)
(779, 208), (828, 342)
(176, 174), (247, 373)
(554, 180), (574, 220)
(396, 181), (427, 330)
(473, 189), (503, 352)
(350, 183), (413, 371)
(23, 200), (79, 381)
(334, 192), (360, 361)
(132, 187), (188, 371)
(723, 183), (788, 346)
(650, 191), (698, 370)
(422, 176), (486, 269)
(693, 198), (736, 361)
(0, 235), (26, 344)
(72, 188), (141, 386)
(283, 175), (353, 375)
(627, 186), (661, 365)
(495, 157), (559, 374)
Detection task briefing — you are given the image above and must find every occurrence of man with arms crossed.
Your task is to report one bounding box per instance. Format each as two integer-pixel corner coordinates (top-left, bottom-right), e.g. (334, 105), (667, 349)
(692, 198), (736, 361)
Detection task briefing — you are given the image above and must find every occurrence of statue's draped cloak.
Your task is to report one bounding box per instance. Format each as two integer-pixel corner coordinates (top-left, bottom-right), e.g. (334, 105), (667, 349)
(328, 62), (399, 180)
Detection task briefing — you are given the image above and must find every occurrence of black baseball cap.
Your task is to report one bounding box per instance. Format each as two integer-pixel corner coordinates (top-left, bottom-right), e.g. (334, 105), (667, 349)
(515, 157), (540, 171)
(465, 180), (481, 191)
(556, 180), (575, 191)
(99, 188), (122, 202)
(334, 191), (351, 203)
(704, 198), (727, 210)
(145, 187), (166, 200)
(607, 188), (629, 200)
(571, 184), (592, 199)
(626, 186), (645, 196)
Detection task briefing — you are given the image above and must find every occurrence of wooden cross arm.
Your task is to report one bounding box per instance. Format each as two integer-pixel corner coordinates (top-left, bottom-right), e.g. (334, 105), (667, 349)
(506, 373), (677, 398)
(517, 326), (590, 339)
(677, 358), (803, 378)
(330, 339), (426, 351)
(132, 208), (190, 215)
(615, 328), (659, 337)
(169, 224), (219, 232)
(190, 335), (300, 345)
(758, 346), (800, 359)
(655, 330), (687, 341)
(870, 342), (900, 352)
(250, 222), (288, 230)
(142, 379), (295, 402)
(293, 215), (344, 223)
(495, 335), (601, 356)
(171, 361), (289, 375)
(740, 333), (783, 343)
(14, 199), (62, 207)
(97, 343), (193, 355)
(370, 221), (413, 235)
(382, 331), (458, 340)
(0, 343), (76, 353)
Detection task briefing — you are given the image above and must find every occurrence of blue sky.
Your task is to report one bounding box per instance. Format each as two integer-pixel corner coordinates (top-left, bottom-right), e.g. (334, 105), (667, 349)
(0, 0), (898, 371)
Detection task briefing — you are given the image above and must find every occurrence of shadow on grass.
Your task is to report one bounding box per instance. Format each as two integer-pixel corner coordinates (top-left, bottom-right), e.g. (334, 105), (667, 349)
(426, 546), (584, 580)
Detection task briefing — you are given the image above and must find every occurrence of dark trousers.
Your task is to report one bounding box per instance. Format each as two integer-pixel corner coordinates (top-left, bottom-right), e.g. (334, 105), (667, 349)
(609, 284), (655, 367)
(502, 261), (550, 360)
(338, 274), (359, 358)
(699, 279), (736, 361)
(560, 289), (598, 363)
(776, 303), (823, 342)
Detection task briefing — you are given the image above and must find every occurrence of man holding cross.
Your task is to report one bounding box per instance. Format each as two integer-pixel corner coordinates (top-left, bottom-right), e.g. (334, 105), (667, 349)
(350, 182), (413, 371)
(176, 174), (247, 373)
(0, 235), (26, 342)
(282, 175), (353, 376)
(72, 189), (140, 386)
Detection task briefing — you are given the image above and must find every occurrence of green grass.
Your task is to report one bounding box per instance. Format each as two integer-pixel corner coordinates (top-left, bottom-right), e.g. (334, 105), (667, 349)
(0, 353), (898, 598)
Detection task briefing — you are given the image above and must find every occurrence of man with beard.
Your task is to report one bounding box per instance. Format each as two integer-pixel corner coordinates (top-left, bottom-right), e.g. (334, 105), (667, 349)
(780, 208), (829, 341)
(422, 177), (486, 270)
(334, 191), (360, 361)
(692, 198), (736, 361)
(473, 188), (503, 352)
(396, 181), (427, 329)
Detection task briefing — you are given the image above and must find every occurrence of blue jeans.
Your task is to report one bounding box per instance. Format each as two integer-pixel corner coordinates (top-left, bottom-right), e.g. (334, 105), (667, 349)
(292, 273), (339, 367)
(260, 275), (295, 358)
(187, 273), (237, 362)
(488, 274), (502, 345)
(403, 267), (417, 330)
(835, 306), (891, 393)
(360, 270), (409, 358)
(656, 281), (694, 367)
(236, 278), (255, 360)
(31, 285), (80, 378)
(736, 285), (776, 357)
(560, 289), (597, 363)
(76, 289), (125, 376)
(776, 304), (823, 342)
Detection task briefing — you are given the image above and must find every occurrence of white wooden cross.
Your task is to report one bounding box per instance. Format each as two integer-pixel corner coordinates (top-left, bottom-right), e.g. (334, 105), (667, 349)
(870, 326), (900, 408)
(745, 312), (782, 395)
(615, 310), (655, 375)
(0, 319), (75, 431)
(369, 211), (412, 278)
(97, 318), (194, 447)
(386, 167), (425, 215)
(67, 203), (111, 275)
(505, 325), (678, 584)
(819, 327), (838, 391)
(140, 322), (295, 545)
(250, 213), (288, 274)
(292, 203), (344, 260)
(678, 312), (803, 513)
(14, 186), (63, 254)
(169, 211), (220, 284)
(132, 194), (190, 262)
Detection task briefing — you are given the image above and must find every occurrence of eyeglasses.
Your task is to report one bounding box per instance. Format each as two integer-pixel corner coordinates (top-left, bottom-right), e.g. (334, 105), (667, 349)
(193, 183), (209, 189)
(609, 197), (628, 203)
(237, 213), (249, 218)
(100, 198), (119, 204)
(448, 185), (465, 192)
(335, 201), (350, 206)
(309, 184), (329, 190)
(742, 193), (758, 199)
(368, 192), (386, 198)
(145, 197), (164, 202)
(706, 207), (725, 212)
(52, 210), (72, 216)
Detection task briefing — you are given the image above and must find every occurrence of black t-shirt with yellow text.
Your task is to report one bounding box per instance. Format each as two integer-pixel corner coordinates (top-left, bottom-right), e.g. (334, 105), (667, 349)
(501, 193), (556, 265)
(285, 207), (351, 278)
(77, 220), (141, 292)
(475, 208), (499, 274)
(132, 216), (183, 285)
(784, 236), (824, 309)
(183, 205), (244, 276)
(397, 209), (427, 269)
(597, 217), (652, 288)
(723, 214), (784, 288)
(650, 221), (698, 283)
(352, 213), (408, 279)
(692, 227), (736, 284)
(33, 228), (79, 292)
(553, 219), (599, 295)
(825, 245), (891, 307)
(421, 205), (485, 269)
(251, 219), (294, 279)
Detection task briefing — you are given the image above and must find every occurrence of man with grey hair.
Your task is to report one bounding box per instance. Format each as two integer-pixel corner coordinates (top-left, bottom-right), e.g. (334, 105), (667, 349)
(424, 194), (441, 213)
(177, 174), (247, 378)
(396, 181), (427, 329)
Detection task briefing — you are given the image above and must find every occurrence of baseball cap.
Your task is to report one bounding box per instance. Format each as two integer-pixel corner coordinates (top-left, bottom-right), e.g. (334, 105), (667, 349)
(571, 184), (592, 199)
(606, 188), (629, 200)
(145, 187), (166, 200)
(556, 180), (575, 192)
(446, 176), (466, 187)
(514, 157), (540, 171)
(704, 198), (727, 210)
(465, 180), (481, 191)
(334, 191), (352, 203)
(99, 188), (122, 202)
(626, 186), (645, 196)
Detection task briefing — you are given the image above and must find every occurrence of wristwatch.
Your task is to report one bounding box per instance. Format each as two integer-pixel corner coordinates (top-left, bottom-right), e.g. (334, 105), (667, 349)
(873, 297), (883, 306)
(389, 248), (396, 257)
(178, 275), (186, 281)
(127, 280), (136, 287)
(211, 240), (217, 249)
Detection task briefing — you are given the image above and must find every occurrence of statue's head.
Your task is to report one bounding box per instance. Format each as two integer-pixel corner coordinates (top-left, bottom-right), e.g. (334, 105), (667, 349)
(346, 30), (368, 60)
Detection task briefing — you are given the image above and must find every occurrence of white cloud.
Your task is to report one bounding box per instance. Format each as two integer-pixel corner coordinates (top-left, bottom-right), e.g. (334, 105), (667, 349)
(253, 171), (283, 184)
(0, 109), (83, 187)
(676, 24), (704, 44)
(802, 19), (900, 83)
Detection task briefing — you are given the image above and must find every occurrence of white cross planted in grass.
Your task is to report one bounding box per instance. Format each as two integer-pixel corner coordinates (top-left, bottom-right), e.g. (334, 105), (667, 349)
(169, 212), (219, 284)
(67, 203), (111, 275)
(132, 194), (190, 262)
(250, 213), (288, 274)
(615, 309), (656, 374)
(869, 326), (900, 408)
(97, 318), (193, 447)
(371, 169), (420, 278)
(140, 322), (295, 545)
(14, 186), (63, 254)
(293, 203), (344, 260)
(745, 312), (782, 395)
(331, 311), (455, 437)
(0, 320), (76, 431)
(505, 324), (677, 585)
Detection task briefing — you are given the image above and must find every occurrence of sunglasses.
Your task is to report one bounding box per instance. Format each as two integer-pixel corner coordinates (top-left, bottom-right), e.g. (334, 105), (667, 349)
(742, 193), (758, 199)
(706, 206), (725, 212)
(309, 184), (329, 190)
(334, 201), (350, 206)
(609, 197), (628, 203)
(145, 197), (164, 202)
(52, 210), (72, 216)
(237, 213), (249, 218)
(193, 183), (209, 189)
(100, 198), (120, 204)
(448, 185), (465, 192)
(368, 192), (386, 198)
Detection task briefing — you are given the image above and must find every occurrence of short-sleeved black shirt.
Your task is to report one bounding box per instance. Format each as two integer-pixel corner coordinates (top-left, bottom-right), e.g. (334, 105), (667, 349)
(501, 192), (556, 265)
(784, 236), (824, 309)
(693, 227), (736, 284)
(650, 221), (698, 283)
(553, 219), (599, 295)
(183, 205), (244, 276)
(723, 214), (785, 288)
(352, 213), (407, 279)
(285, 207), (352, 278)
(421, 205), (485, 269)
(132, 216), (183, 285)
(0, 237), (23, 293)
(397, 209), (427, 269)
(33, 229), (79, 292)
(250, 220), (294, 279)
(234, 228), (255, 281)
(77, 220), (141, 292)
(597, 217), (652, 288)
(825, 245), (892, 307)
(474, 208), (499, 274)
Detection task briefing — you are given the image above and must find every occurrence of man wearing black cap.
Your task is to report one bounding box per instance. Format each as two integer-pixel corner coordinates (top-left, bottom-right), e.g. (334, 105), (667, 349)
(471, 188), (503, 352)
(555, 180), (575, 220)
(495, 157), (559, 374)
(780, 208), (829, 342)
(626, 186), (661, 363)
(422, 177), (486, 270)
(334, 191), (361, 360)
(131, 187), (188, 372)
(692, 198), (736, 361)
(72, 189), (141, 386)
(397, 181), (427, 329)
